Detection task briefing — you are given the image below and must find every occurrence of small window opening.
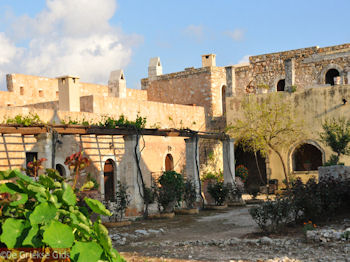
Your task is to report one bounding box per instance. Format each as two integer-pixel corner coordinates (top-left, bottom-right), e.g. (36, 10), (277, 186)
(39, 90), (43, 97)
(7, 104), (12, 107)
(62, 79), (66, 84)
(56, 164), (66, 177)
(120, 74), (124, 80)
(72, 78), (76, 83)
(56, 91), (59, 99)
(20, 86), (24, 95)
(325, 69), (340, 86)
(158, 62), (160, 66)
(205, 55), (209, 59)
(277, 79), (285, 92)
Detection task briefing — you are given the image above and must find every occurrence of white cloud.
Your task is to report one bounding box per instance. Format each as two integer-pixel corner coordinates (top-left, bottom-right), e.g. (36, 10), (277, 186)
(225, 28), (245, 42)
(0, 0), (142, 90)
(237, 54), (251, 64)
(183, 25), (204, 42)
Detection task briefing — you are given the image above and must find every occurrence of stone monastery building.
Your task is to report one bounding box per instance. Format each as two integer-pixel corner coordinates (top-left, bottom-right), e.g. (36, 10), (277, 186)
(1, 43), (350, 213)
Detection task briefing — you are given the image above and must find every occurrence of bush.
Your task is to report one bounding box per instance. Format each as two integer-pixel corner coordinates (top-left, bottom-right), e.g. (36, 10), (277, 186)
(0, 169), (125, 261)
(207, 181), (229, 206)
(246, 183), (260, 199)
(113, 181), (130, 221)
(235, 165), (248, 183)
(156, 171), (184, 213)
(249, 198), (295, 233)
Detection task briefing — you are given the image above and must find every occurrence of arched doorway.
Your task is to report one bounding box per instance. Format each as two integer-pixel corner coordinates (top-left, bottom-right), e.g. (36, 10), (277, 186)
(235, 143), (267, 186)
(277, 79), (285, 91)
(292, 143), (323, 171)
(222, 85), (227, 115)
(104, 159), (116, 201)
(55, 164), (66, 177)
(325, 69), (340, 86)
(165, 154), (174, 171)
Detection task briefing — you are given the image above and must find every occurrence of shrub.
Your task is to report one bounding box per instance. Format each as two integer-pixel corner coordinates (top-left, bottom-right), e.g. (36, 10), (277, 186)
(0, 169), (125, 261)
(246, 183), (260, 199)
(156, 171), (184, 213)
(249, 198), (295, 233)
(114, 181), (130, 221)
(207, 181), (229, 206)
(183, 180), (197, 209)
(201, 171), (223, 182)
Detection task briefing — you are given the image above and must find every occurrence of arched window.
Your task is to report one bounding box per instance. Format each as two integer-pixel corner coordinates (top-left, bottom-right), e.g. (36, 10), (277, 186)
(55, 164), (66, 177)
(277, 79), (285, 91)
(222, 85), (227, 115)
(325, 69), (340, 86)
(165, 154), (174, 171)
(292, 143), (323, 171)
(104, 159), (116, 201)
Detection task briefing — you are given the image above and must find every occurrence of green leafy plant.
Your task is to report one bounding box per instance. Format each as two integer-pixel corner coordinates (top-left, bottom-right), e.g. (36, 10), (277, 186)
(257, 83), (270, 90)
(302, 220), (317, 235)
(207, 181), (229, 206)
(99, 114), (146, 130)
(114, 181), (131, 221)
(86, 173), (99, 190)
(0, 169), (125, 261)
(156, 171), (184, 213)
(201, 171), (223, 182)
(6, 113), (42, 126)
(249, 197), (295, 233)
(290, 85), (297, 93)
(320, 117), (350, 165)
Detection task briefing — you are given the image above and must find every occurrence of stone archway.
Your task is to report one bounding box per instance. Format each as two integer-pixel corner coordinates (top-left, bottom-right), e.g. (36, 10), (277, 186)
(165, 153), (174, 171)
(104, 159), (116, 201)
(325, 69), (340, 86)
(55, 163), (66, 177)
(277, 79), (285, 91)
(291, 142), (323, 171)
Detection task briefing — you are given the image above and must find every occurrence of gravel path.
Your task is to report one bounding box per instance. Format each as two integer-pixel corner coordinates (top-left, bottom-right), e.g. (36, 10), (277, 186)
(111, 206), (350, 261)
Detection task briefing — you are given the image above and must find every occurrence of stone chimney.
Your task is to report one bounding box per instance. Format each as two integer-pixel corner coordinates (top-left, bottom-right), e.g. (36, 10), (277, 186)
(57, 76), (80, 112)
(148, 57), (162, 79)
(108, 69), (126, 98)
(201, 54), (216, 67)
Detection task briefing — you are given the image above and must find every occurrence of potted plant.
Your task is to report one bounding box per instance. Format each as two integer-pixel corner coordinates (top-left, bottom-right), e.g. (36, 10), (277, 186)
(155, 171), (184, 215)
(175, 180), (199, 215)
(207, 181), (229, 209)
(201, 171), (222, 205)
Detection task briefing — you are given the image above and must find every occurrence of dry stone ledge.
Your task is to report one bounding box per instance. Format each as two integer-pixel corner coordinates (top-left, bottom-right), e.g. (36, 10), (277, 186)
(306, 228), (350, 243)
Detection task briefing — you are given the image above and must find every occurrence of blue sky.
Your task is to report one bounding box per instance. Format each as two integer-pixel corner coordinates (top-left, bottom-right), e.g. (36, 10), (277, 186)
(0, 0), (350, 90)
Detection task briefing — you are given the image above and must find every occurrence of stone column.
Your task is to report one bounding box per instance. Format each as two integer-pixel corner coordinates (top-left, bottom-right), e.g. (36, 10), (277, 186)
(222, 138), (235, 184)
(284, 58), (295, 91)
(225, 66), (236, 97)
(185, 136), (201, 199)
(122, 135), (143, 214)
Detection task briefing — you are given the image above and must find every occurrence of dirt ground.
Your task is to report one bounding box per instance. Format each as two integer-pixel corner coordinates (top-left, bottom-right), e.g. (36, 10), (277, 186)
(112, 204), (349, 262)
(112, 206), (260, 261)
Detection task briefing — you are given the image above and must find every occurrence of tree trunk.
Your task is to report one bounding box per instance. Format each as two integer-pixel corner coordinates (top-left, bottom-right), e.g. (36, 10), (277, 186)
(254, 151), (265, 185)
(269, 144), (290, 190)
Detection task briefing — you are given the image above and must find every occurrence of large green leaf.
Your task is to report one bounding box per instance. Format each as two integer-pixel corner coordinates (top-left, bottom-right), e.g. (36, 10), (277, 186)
(10, 193), (28, 206)
(22, 224), (41, 247)
(70, 241), (103, 262)
(84, 198), (111, 216)
(27, 184), (47, 197)
(42, 220), (74, 248)
(94, 221), (112, 253)
(0, 183), (28, 206)
(0, 182), (22, 194)
(0, 218), (26, 248)
(13, 170), (41, 186)
(38, 175), (55, 189)
(0, 170), (16, 180)
(29, 202), (57, 225)
(79, 181), (94, 191)
(62, 182), (76, 206)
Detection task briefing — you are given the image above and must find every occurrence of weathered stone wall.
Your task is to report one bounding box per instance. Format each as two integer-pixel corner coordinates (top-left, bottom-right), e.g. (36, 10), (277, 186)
(235, 44), (350, 93)
(226, 84), (350, 186)
(80, 95), (205, 130)
(142, 67), (226, 117)
(318, 165), (350, 180)
(126, 88), (147, 100)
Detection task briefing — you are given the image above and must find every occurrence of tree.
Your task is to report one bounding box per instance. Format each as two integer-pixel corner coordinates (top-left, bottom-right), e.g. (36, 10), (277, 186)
(227, 93), (304, 189)
(320, 117), (350, 165)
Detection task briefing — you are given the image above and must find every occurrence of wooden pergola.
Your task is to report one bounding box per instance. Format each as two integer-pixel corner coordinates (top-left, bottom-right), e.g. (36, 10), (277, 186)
(0, 124), (230, 140)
